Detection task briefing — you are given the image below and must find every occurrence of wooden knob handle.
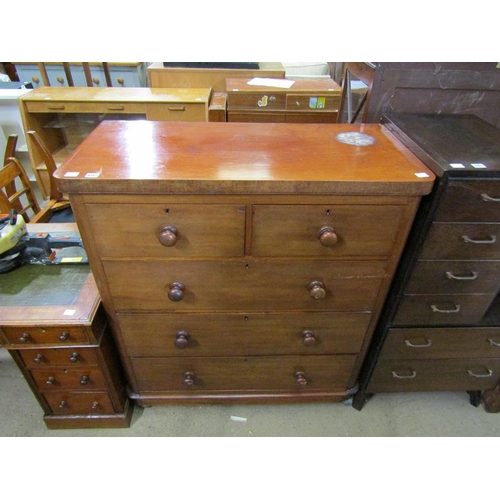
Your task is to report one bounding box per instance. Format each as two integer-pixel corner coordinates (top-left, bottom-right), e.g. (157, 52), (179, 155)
(46, 376), (55, 385)
(19, 332), (31, 343)
(59, 331), (69, 342)
(32, 76), (39, 83)
(295, 371), (308, 386)
(59, 400), (67, 409)
(69, 352), (80, 363)
(183, 371), (196, 387)
(167, 282), (185, 301)
(91, 402), (100, 410)
(317, 226), (338, 247)
(93, 77), (100, 84)
(117, 77), (124, 85)
(56, 76), (64, 84)
(308, 281), (326, 299)
(174, 331), (190, 349)
(80, 375), (90, 385)
(301, 330), (316, 346)
(159, 226), (178, 247)
(33, 354), (45, 363)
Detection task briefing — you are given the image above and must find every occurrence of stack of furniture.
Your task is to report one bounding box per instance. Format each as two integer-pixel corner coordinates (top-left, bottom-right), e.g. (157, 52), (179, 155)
(54, 120), (434, 406)
(353, 113), (500, 411)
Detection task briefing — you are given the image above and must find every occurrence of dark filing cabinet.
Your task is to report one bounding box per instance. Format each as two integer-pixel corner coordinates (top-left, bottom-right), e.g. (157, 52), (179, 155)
(353, 113), (500, 412)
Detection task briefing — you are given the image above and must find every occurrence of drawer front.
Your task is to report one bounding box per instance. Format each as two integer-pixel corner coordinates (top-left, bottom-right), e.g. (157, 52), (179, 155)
(285, 94), (340, 111)
(227, 93), (286, 111)
(103, 260), (386, 312)
(43, 391), (115, 415)
(24, 101), (147, 114)
(1, 326), (91, 346)
(367, 358), (500, 392)
(405, 260), (500, 295)
(285, 112), (338, 124)
(118, 312), (371, 357)
(227, 111), (286, 123)
(131, 355), (357, 392)
(435, 180), (500, 222)
(85, 203), (246, 258)
(379, 327), (500, 360)
(393, 294), (496, 326)
(420, 223), (500, 260)
(19, 347), (99, 368)
(146, 103), (207, 122)
(31, 367), (107, 391)
(251, 204), (405, 257)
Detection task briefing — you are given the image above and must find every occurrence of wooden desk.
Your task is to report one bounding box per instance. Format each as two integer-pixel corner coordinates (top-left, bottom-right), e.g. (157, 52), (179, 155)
(226, 78), (342, 123)
(0, 223), (132, 428)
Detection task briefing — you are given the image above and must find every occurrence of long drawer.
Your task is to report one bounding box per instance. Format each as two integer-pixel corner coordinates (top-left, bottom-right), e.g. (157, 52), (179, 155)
(103, 260), (386, 312)
(19, 347), (99, 368)
(1, 326), (92, 346)
(43, 391), (116, 415)
(30, 367), (107, 391)
(131, 355), (357, 392)
(25, 101), (147, 114)
(118, 311), (371, 356)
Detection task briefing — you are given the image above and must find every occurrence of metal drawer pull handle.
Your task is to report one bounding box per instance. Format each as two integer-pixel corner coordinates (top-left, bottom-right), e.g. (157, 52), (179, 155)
(168, 106), (186, 111)
(405, 338), (432, 348)
(107, 104), (125, 110)
(462, 235), (497, 244)
(487, 338), (500, 347)
(47, 104), (65, 110)
(481, 194), (500, 202)
(431, 304), (460, 313)
(445, 271), (478, 281)
(467, 368), (493, 378)
(391, 370), (417, 379)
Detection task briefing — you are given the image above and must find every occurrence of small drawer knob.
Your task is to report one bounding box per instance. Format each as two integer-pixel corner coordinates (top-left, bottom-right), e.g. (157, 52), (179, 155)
(117, 77), (124, 85)
(294, 371), (308, 386)
(93, 77), (100, 84)
(307, 281), (326, 300)
(183, 371), (196, 387)
(167, 282), (185, 302)
(32, 76), (39, 83)
(59, 400), (67, 409)
(301, 330), (316, 346)
(19, 332), (31, 343)
(33, 353), (45, 363)
(46, 376), (56, 385)
(174, 331), (190, 349)
(59, 331), (69, 342)
(56, 76), (64, 84)
(317, 226), (338, 247)
(80, 375), (90, 385)
(159, 226), (178, 247)
(69, 352), (80, 363)
(91, 401), (100, 410)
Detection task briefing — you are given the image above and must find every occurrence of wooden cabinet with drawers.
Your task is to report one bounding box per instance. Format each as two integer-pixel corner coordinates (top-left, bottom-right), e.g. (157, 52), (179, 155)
(353, 114), (500, 410)
(19, 87), (212, 198)
(54, 120), (434, 406)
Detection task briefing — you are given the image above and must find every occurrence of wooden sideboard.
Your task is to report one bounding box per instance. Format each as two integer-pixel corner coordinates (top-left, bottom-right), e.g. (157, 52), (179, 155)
(19, 86), (212, 198)
(0, 223), (131, 428)
(226, 78), (342, 123)
(54, 120), (434, 406)
(353, 114), (500, 411)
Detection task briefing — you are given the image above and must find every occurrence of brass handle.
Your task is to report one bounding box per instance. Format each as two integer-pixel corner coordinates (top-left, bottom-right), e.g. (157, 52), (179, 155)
(33, 354), (45, 363)
(93, 77), (100, 84)
(301, 330), (316, 346)
(159, 226), (178, 247)
(167, 282), (185, 302)
(462, 235), (497, 244)
(56, 76), (64, 84)
(294, 371), (308, 386)
(308, 281), (326, 300)
(46, 376), (56, 385)
(317, 226), (338, 247)
(183, 371), (196, 387)
(117, 77), (124, 85)
(488, 338), (500, 347)
(80, 375), (90, 385)
(32, 76), (39, 83)
(392, 370), (417, 379)
(107, 104), (125, 110)
(59, 400), (67, 409)
(431, 304), (460, 313)
(47, 104), (66, 110)
(445, 271), (478, 280)
(91, 402), (100, 410)
(174, 331), (190, 349)
(59, 331), (69, 341)
(69, 352), (80, 363)
(481, 194), (500, 202)
(168, 106), (186, 111)
(467, 368), (493, 378)
(19, 332), (31, 343)
(405, 338), (432, 348)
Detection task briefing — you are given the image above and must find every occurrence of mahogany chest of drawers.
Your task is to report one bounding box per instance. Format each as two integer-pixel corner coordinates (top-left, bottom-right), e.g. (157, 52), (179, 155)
(54, 120), (434, 406)
(353, 114), (500, 410)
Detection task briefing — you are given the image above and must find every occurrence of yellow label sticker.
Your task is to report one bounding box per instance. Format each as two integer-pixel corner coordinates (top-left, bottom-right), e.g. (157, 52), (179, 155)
(60, 257), (84, 263)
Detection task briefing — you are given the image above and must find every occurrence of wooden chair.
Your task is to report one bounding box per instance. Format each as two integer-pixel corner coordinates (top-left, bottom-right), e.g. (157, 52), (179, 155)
(3, 134), (18, 166)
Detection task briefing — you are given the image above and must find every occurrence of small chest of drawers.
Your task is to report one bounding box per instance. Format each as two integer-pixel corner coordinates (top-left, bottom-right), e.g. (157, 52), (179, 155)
(54, 120), (434, 407)
(354, 114), (500, 410)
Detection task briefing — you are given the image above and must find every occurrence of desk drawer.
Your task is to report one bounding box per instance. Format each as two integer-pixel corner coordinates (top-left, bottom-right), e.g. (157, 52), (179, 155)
(379, 327), (500, 360)
(227, 92), (286, 111)
(118, 311), (371, 356)
(285, 94), (340, 111)
(103, 260), (386, 312)
(251, 204), (405, 257)
(131, 355), (357, 392)
(25, 101), (147, 114)
(146, 103), (206, 121)
(44, 391), (115, 415)
(19, 347), (99, 368)
(1, 326), (91, 346)
(86, 203), (246, 258)
(31, 366), (107, 391)
(367, 358), (500, 392)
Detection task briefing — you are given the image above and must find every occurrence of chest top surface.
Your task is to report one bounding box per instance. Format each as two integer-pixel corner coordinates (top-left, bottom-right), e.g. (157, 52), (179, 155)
(226, 77), (342, 93)
(54, 121), (435, 195)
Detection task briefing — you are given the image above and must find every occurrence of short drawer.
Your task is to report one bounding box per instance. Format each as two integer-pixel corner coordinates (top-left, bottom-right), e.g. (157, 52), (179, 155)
(25, 101), (147, 114)
(420, 223), (500, 260)
(43, 391), (116, 415)
(392, 293), (497, 326)
(146, 103), (207, 121)
(118, 311), (371, 357)
(131, 355), (357, 392)
(379, 327), (500, 360)
(103, 260), (386, 312)
(285, 94), (340, 111)
(251, 204), (405, 257)
(1, 326), (92, 347)
(85, 203), (246, 258)
(405, 260), (500, 295)
(31, 367), (107, 391)
(227, 92), (286, 111)
(367, 358), (500, 393)
(435, 180), (500, 222)
(19, 347), (99, 368)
